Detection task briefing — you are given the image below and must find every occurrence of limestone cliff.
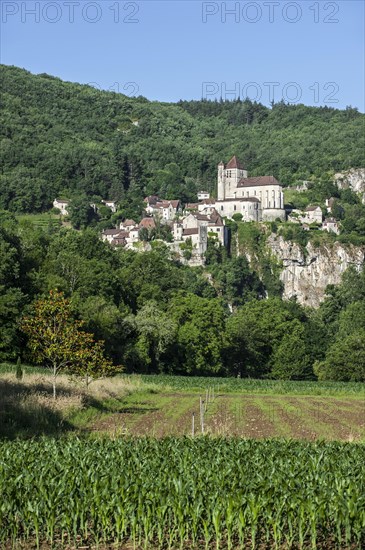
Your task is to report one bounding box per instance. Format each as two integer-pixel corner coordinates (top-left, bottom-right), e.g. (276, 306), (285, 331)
(334, 168), (365, 203)
(266, 235), (365, 308)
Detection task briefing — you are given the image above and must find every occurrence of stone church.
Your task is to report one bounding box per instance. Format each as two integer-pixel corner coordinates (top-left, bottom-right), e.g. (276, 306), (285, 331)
(210, 156), (286, 221)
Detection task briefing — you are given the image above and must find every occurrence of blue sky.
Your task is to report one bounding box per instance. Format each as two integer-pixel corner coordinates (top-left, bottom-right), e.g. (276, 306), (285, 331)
(1, 0), (364, 110)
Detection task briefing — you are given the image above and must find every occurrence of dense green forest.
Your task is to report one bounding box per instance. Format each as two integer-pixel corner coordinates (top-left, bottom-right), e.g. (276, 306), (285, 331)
(1, 65), (365, 382)
(1, 64), (364, 214)
(1, 212), (365, 380)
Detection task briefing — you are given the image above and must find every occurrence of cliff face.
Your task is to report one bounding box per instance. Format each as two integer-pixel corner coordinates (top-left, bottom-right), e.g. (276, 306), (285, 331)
(334, 168), (365, 203)
(267, 235), (365, 308)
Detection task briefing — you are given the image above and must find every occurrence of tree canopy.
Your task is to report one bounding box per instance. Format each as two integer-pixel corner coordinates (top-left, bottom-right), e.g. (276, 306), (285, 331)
(20, 290), (117, 396)
(1, 65), (364, 215)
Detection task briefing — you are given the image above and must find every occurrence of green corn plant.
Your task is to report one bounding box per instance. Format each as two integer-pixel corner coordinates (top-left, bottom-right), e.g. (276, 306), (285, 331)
(0, 437), (364, 549)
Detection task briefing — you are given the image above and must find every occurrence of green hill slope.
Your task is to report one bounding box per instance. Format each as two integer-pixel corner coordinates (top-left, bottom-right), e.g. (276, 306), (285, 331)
(1, 64), (364, 213)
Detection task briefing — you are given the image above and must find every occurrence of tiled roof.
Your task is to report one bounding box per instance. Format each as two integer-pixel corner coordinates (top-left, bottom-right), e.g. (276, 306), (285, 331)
(139, 218), (156, 229)
(112, 237), (127, 246)
(226, 156), (245, 170)
(305, 205), (321, 211)
(200, 199), (216, 205)
(237, 176), (280, 187)
(144, 195), (159, 205)
(209, 210), (224, 226)
(183, 228), (199, 236)
(103, 229), (121, 236)
(122, 219), (136, 226)
(153, 200), (179, 210)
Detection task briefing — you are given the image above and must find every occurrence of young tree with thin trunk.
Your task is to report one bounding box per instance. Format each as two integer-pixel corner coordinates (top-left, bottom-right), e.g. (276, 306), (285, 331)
(20, 290), (119, 398)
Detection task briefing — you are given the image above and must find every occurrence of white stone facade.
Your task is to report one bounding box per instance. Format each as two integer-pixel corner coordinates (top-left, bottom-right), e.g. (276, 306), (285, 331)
(289, 206), (323, 225)
(214, 157), (286, 221)
(53, 198), (69, 215)
(102, 200), (117, 213)
(322, 218), (340, 235)
(144, 196), (181, 221)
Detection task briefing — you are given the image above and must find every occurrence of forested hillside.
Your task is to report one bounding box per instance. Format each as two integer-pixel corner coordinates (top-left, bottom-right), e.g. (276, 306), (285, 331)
(1, 64), (364, 213)
(1, 211), (365, 380)
(1, 65), (365, 381)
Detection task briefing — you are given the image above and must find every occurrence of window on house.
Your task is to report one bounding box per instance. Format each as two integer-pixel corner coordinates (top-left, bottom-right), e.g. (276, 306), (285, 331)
(234, 205), (236, 211)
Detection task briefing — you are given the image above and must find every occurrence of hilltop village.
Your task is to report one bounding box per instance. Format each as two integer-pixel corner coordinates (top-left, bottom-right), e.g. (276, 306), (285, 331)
(54, 156), (341, 265)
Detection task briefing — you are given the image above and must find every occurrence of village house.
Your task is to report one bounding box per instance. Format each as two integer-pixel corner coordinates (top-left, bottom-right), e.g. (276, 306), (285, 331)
(101, 228), (123, 244)
(198, 198), (216, 207)
(119, 219), (137, 231)
(102, 222), (140, 249)
(53, 198), (69, 216)
(173, 208), (226, 251)
(288, 205), (323, 225)
(322, 217), (340, 235)
(144, 196), (181, 221)
(139, 217), (156, 231)
(101, 200), (117, 213)
(173, 224), (208, 257)
(304, 205), (323, 224)
(197, 191), (210, 200)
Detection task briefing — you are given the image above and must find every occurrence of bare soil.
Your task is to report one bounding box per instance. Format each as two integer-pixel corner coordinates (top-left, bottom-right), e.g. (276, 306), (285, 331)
(89, 393), (365, 442)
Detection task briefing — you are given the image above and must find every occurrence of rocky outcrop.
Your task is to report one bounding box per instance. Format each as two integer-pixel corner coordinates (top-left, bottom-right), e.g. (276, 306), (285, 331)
(334, 168), (365, 203)
(267, 235), (365, 308)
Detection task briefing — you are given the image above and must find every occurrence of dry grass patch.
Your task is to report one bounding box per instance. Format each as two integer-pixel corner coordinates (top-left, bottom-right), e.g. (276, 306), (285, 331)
(0, 372), (162, 439)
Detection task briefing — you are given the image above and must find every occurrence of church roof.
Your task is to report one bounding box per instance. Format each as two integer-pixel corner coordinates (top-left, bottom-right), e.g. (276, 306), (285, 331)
(226, 156), (246, 170)
(237, 176), (281, 187)
(217, 197), (260, 203)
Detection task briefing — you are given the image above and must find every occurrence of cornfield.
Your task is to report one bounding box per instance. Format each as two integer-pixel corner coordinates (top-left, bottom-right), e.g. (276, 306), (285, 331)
(1, 437), (364, 549)
(134, 374), (365, 396)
